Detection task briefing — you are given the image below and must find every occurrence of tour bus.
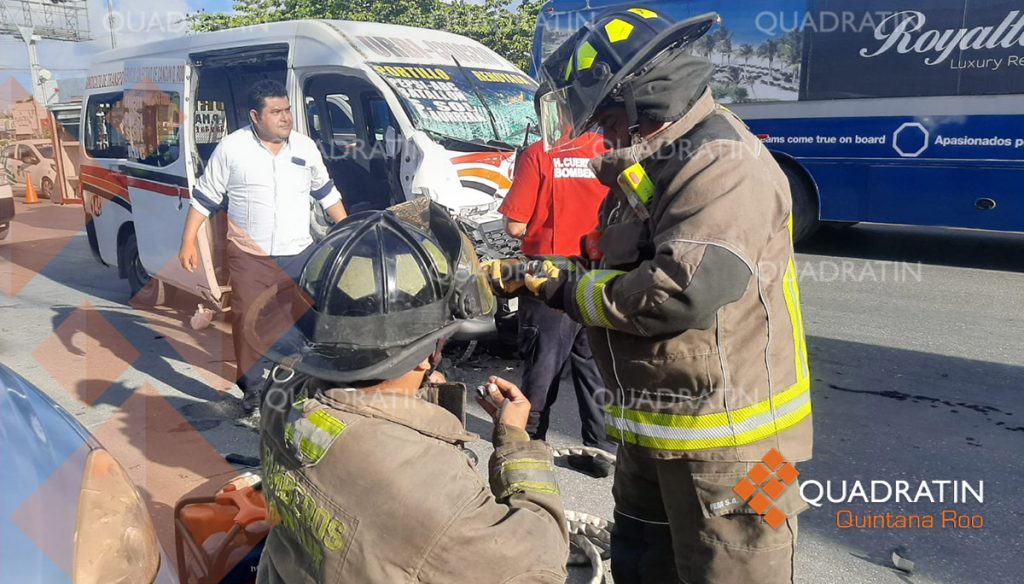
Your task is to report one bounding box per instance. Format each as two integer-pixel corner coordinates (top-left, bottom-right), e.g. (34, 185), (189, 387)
(81, 20), (533, 334)
(533, 0), (1024, 240)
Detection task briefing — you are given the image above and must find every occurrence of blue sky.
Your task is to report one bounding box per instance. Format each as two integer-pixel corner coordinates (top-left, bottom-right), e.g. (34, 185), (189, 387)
(719, 0), (812, 44)
(2, 0), (499, 101)
(689, 0), (810, 45)
(1, 0), (235, 96)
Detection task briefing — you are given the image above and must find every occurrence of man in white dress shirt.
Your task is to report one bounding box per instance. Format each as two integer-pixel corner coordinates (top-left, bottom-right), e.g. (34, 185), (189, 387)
(178, 79), (347, 415)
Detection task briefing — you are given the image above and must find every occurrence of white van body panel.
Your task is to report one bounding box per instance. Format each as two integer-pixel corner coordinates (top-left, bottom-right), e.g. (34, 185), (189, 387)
(82, 20), (534, 308)
(89, 197), (131, 266)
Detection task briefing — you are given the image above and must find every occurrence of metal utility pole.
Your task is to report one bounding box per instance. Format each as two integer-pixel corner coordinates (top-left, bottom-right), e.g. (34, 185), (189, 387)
(16, 25), (45, 105)
(106, 0), (115, 48)
(0, 1), (91, 104)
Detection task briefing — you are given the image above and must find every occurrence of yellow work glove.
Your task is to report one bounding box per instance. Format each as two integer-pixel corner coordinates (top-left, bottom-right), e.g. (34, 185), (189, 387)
(525, 260), (569, 308)
(482, 258), (527, 298)
(524, 260), (561, 295)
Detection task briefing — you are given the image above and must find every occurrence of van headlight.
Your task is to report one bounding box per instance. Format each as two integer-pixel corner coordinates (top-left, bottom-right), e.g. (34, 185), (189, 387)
(73, 449), (160, 584)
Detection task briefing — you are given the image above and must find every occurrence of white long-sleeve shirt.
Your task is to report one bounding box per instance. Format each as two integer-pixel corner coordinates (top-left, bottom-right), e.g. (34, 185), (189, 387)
(192, 126), (342, 256)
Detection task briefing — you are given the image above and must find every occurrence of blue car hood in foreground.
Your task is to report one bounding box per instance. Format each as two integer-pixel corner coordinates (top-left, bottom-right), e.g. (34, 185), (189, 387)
(0, 365), (96, 582)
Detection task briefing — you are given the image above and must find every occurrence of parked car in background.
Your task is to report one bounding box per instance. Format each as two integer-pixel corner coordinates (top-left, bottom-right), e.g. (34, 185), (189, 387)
(0, 363), (177, 583)
(1, 139), (59, 199)
(0, 165), (13, 240)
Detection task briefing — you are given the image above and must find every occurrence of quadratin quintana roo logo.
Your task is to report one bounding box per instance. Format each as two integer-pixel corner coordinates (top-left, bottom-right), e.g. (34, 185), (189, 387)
(733, 448), (800, 529)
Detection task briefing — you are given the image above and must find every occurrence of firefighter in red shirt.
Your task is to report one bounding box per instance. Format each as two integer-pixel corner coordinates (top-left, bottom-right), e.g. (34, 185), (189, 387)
(498, 131), (615, 476)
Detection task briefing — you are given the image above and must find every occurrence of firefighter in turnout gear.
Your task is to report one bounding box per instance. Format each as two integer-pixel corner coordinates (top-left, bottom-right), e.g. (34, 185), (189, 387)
(484, 9), (812, 584)
(249, 200), (569, 583)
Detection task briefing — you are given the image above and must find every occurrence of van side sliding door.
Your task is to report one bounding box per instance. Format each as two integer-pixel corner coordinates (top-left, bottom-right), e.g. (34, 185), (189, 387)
(121, 59), (224, 303)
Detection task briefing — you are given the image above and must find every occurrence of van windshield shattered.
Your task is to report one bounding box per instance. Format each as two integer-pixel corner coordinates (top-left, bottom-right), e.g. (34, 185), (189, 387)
(371, 63), (538, 147)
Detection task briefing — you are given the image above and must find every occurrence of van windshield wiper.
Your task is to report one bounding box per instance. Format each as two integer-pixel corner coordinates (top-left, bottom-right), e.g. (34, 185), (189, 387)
(422, 129), (516, 152)
(422, 129), (484, 147)
(504, 122), (541, 150)
(452, 55), (504, 144)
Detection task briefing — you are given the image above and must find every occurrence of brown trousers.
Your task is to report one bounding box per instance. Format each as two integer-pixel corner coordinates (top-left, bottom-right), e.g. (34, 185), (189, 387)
(227, 242), (313, 394)
(611, 446), (803, 584)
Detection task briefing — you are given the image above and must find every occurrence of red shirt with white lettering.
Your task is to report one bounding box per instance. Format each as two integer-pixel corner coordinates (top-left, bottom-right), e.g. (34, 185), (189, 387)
(499, 133), (609, 256)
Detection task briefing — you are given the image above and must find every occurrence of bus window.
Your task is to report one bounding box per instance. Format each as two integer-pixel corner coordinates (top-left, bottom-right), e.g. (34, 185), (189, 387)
(123, 88), (182, 167)
(366, 96), (394, 144)
(84, 92), (130, 159)
(305, 93), (356, 157)
(194, 101), (227, 147)
(305, 75), (394, 213)
(305, 96), (322, 138)
(325, 95), (357, 151)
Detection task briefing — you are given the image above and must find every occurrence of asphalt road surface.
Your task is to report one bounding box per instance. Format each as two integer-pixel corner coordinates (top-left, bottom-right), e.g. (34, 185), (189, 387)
(2, 201), (1021, 583)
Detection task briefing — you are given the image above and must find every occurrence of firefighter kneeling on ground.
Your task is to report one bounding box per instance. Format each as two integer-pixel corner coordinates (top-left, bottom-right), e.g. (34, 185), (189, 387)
(245, 200), (569, 583)
(485, 9), (813, 584)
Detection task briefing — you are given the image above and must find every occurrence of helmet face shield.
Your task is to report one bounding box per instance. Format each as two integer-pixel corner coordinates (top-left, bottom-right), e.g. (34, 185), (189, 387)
(539, 89), (575, 152)
(539, 25), (616, 149)
(539, 67), (618, 150)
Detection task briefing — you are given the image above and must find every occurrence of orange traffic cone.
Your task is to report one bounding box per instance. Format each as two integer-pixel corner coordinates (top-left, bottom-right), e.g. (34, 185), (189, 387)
(24, 172), (39, 204)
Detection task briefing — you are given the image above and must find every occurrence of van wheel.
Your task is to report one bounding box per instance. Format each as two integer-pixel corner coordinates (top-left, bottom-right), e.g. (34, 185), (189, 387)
(41, 177), (54, 201)
(780, 162), (820, 243)
(0, 223), (8, 241)
(123, 232), (165, 306)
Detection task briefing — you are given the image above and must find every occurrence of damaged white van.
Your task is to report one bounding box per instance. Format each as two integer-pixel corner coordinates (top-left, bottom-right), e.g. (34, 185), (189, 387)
(81, 20), (534, 332)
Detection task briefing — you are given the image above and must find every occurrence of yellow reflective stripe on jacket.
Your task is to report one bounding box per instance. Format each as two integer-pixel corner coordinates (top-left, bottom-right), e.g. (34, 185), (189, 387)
(498, 459), (559, 498)
(604, 217), (813, 452)
(575, 269), (625, 328)
(502, 459), (555, 473)
(784, 215), (810, 383)
(283, 399), (307, 445)
(783, 258), (810, 382)
(287, 409), (347, 465)
(500, 481), (561, 499)
(605, 378), (811, 451)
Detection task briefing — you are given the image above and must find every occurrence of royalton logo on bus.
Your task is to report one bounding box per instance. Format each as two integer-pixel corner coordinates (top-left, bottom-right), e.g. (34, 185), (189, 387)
(861, 10), (1024, 66)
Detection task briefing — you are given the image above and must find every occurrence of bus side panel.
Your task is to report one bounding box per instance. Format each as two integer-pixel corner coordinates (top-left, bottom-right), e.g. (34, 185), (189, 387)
(800, 161), (1024, 231)
(80, 155), (133, 269)
(864, 164), (1023, 232)
(793, 162), (865, 222)
(84, 192), (131, 267)
(750, 114), (1024, 232)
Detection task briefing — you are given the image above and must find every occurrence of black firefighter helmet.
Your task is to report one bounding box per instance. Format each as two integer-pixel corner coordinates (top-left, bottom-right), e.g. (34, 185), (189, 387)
(245, 199), (495, 383)
(538, 7), (719, 146)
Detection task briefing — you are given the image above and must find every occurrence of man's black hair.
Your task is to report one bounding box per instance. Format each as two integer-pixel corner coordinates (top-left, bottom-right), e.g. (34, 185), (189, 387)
(248, 79), (288, 115)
